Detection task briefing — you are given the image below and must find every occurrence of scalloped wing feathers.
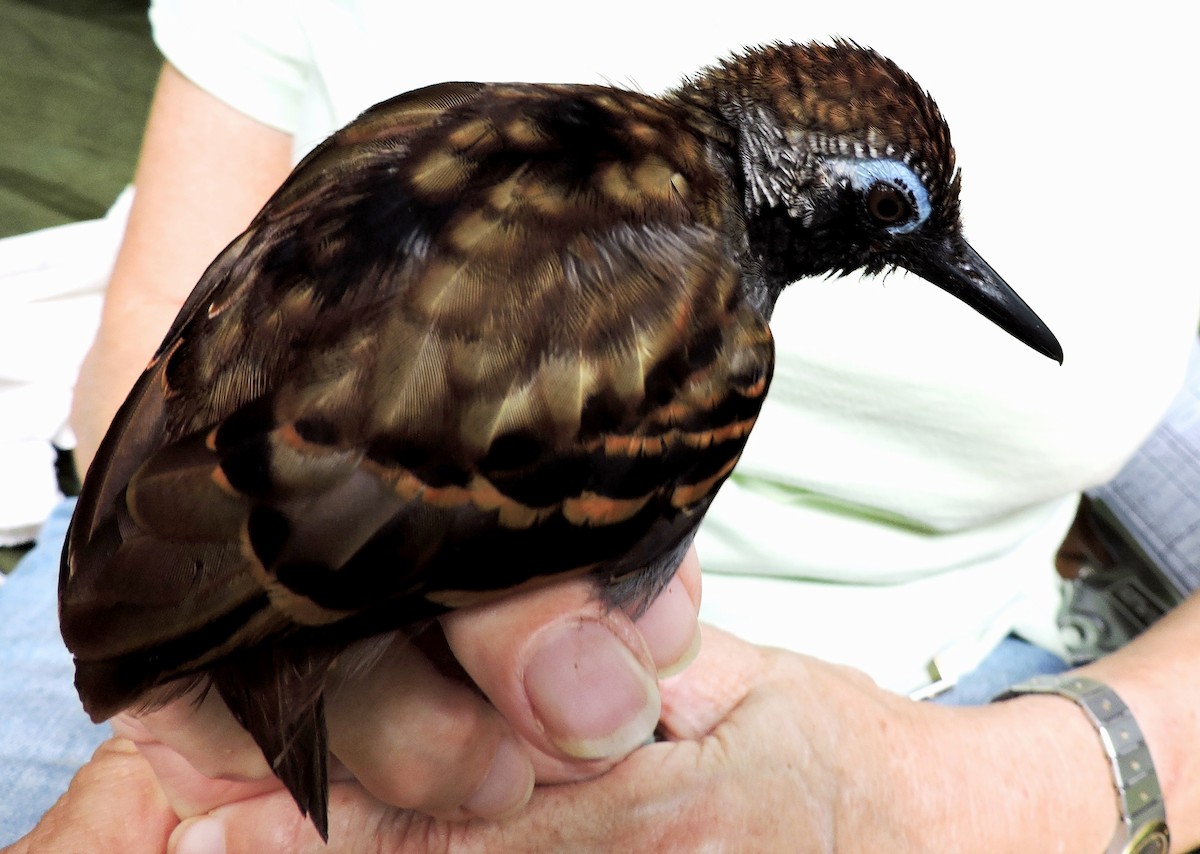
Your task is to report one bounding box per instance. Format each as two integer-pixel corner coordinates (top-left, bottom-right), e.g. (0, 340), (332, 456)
(60, 81), (773, 834)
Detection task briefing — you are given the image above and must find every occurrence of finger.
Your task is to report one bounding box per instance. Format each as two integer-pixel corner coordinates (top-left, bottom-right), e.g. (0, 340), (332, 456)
(173, 741), (712, 854)
(323, 634), (533, 820)
(168, 782), (384, 854)
(183, 764), (686, 854)
(113, 692), (285, 819)
(168, 789), (325, 854)
(126, 555), (699, 827)
(439, 548), (701, 778)
(657, 623), (763, 740)
(113, 685), (358, 823)
(168, 624), (759, 854)
(10, 739), (177, 854)
(116, 685), (270, 780)
(632, 545), (703, 676)
(173, 628), (879, 854)
(169, 779), (463, 854)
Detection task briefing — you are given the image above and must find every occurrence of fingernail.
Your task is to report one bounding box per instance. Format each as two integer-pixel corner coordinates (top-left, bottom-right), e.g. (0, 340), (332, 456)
(524, 620), (660, 760)
(170, 817), (226, 854)
(635, 580), (702, 678)
(463, 736), (535, 819)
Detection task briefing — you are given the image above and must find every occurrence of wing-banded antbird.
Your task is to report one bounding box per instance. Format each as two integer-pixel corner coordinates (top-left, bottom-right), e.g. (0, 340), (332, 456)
(60, 40), (1062, 839)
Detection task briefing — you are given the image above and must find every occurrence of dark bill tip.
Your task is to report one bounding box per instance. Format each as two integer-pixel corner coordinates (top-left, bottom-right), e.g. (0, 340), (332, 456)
(902, 235), (1064, 364)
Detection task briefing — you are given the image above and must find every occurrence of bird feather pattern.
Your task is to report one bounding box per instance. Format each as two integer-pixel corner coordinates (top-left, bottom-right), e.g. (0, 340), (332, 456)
(61, 80), (773, 838)
(61, 43), (1062, 840)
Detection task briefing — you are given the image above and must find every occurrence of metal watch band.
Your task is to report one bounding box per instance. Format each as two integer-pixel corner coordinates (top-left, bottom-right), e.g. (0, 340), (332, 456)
(996, 675), (1169, 854)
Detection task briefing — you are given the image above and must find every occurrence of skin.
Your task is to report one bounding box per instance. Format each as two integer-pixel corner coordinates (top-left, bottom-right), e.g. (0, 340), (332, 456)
(12, 610), (1200, 853)
(10, 63), (1200, 852)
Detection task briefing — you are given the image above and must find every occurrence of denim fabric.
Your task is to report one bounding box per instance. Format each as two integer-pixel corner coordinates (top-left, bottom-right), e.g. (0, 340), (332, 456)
(0, 498), (108, 844)
(933, 635), (1069, 707)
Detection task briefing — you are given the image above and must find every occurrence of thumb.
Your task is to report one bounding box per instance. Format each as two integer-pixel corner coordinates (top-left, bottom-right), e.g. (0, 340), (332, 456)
(439, 547), (702, 780)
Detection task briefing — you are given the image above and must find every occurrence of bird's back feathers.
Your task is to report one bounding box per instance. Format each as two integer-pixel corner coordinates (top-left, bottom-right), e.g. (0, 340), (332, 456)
(61, 43), (1062, 841)
(60, 80), (776, 835)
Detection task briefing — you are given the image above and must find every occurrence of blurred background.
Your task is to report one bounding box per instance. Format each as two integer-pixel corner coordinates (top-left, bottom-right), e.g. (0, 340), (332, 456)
(0, 0), (155, 571)
(0, 0), (157, 238)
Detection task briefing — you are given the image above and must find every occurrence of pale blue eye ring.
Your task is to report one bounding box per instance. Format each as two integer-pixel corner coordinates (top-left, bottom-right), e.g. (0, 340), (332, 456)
(848, 159), (931, 234)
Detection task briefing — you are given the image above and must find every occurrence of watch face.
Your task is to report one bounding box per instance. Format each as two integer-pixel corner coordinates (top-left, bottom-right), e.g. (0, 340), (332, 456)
(1128, 820), (1169, 854)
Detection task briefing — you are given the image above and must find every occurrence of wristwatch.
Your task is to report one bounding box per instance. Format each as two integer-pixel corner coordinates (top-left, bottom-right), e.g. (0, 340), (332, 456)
(995, 674), (1169, 854)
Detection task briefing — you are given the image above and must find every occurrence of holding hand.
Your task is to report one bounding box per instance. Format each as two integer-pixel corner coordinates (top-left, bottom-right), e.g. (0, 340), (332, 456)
(7, 619), (932, 854)
(72, 552), (700, 845)
(10, 587), (1131, 854)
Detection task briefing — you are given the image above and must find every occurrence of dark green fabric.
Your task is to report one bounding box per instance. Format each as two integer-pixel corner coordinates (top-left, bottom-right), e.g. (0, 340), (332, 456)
(0, 0), (159, 238)
(0, 543), (33, 574)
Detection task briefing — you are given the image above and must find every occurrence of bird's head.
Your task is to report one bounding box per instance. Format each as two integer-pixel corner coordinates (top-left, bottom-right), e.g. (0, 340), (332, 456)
(685, 40), (1062, 362)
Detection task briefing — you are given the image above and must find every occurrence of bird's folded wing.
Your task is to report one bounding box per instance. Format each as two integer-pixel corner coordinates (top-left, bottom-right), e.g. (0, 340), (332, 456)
(60, 81), (774, 719)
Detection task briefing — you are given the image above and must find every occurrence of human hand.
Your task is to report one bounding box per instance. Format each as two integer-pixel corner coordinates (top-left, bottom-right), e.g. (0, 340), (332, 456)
(13, 604), (1124, 853)
(162, 622), (921, 853)
(1, 739), (176, 854)
(166, 623), (1122, 854)
(101, 549), (702, 837)
(11, 618), (861, 854)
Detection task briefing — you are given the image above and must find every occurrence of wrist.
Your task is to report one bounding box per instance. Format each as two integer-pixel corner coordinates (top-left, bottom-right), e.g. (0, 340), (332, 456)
(1080, 646), (1200, 850)
(884, 695), (1117, 852)
(997, 675), (1169, 854)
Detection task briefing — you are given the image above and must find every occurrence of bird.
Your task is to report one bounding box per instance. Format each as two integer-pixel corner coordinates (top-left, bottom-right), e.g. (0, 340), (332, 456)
(60, 39), (1063, 839)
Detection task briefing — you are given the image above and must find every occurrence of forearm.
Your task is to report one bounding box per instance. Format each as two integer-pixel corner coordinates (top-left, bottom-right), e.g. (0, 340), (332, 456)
(887, 688), (1115, 851)
(873, 595), (1200, 852)
(71, 62), (292, 473)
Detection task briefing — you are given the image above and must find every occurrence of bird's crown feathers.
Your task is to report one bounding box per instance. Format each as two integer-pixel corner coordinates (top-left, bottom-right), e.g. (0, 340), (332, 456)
(679, 40), (960, 227)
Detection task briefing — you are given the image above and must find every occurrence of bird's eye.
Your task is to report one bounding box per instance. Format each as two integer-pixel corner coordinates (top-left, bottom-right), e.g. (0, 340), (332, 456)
(865, 182), (913, 226)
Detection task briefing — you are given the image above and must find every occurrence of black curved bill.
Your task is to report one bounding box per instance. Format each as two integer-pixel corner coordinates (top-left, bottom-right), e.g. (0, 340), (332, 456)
(901, 234), (1064, 364)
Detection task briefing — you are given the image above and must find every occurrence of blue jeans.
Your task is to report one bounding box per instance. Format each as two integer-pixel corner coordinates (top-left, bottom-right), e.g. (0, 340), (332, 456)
(932, 635), (1068, 706)
(0, 498), (1069, 843)
(0, 498), (108, 844)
